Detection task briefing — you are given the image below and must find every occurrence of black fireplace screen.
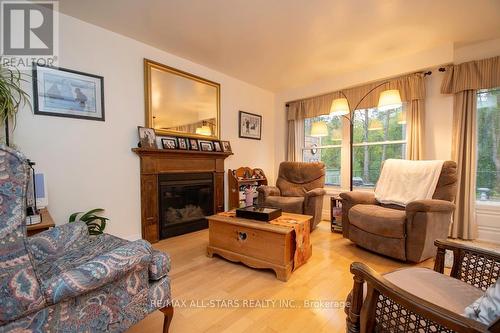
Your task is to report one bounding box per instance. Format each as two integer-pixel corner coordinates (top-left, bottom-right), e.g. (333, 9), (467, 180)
(159, 173), (213, 239)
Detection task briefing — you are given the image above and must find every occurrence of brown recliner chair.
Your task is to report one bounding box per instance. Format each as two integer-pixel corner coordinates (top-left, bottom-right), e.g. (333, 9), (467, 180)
(340, 161), (458, 263)
(257, 162), (326, 230)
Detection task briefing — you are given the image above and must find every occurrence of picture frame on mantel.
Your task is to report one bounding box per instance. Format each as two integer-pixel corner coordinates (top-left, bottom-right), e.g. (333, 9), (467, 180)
(161, 137), (178, 149)
(188, 138), (199, 150)
(239, 111), (261, 140)
(177, 137), (188, 150)
(213, 141), (222, 152)
(199, 140), (214, 151)
(138, 126), (157, 149)
(221, 140), (232, 153)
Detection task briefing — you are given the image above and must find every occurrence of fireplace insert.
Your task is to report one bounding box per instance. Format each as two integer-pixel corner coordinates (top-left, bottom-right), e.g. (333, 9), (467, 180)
(159, 173), (214, 239)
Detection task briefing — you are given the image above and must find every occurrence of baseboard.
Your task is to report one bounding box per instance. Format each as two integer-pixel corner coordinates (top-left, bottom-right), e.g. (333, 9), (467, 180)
(477, 226), (500, 244)
(322, 209), (330, 221)
(123, 233), (142, 241)
(476, 203), (500, 244)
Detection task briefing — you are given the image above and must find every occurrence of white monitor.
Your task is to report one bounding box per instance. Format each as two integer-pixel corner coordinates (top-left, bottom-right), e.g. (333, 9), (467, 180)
(35, 173), (48, 208)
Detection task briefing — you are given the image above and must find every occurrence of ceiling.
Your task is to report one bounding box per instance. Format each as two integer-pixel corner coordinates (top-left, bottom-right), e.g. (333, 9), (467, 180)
(58, 0), (500, 92)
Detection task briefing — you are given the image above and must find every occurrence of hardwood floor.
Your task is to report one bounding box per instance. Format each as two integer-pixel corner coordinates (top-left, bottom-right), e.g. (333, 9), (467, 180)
(128, 221), (434, 333)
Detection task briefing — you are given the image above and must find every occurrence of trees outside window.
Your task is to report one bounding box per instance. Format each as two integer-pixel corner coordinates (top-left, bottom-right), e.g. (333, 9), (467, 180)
(476, 88), (500, 202)
(352, 106), (406, 187)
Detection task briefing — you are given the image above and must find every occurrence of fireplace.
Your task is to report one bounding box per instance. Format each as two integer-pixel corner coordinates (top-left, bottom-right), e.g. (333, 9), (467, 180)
(159, 173), (214, 238)
(133, 148), (231, 243)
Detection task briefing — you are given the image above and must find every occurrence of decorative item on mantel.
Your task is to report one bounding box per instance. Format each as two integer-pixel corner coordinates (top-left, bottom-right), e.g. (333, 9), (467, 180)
(198, 140), (214, 152)
(136, 127), (233, 155)
(138, 126), (157, 149)
(161, 137), (178, 149)
(221, 141), (232, 153)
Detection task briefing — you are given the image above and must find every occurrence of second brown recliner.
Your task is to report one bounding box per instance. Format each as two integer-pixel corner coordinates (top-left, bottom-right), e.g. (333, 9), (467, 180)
(257, 161), (326, 230)
(340, 160), (458, 263)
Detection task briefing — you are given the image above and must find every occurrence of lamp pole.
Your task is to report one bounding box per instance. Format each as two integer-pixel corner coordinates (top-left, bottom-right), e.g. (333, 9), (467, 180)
(337, 80), (394, 192)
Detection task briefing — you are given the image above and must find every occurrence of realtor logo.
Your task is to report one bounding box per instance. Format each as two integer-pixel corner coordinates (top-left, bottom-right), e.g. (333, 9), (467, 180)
(1, 0), (58, 68)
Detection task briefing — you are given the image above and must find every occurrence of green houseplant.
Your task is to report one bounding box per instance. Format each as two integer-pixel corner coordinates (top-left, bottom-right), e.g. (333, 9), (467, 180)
(69, 208), (109, 235)
(0, 65), (31, 146)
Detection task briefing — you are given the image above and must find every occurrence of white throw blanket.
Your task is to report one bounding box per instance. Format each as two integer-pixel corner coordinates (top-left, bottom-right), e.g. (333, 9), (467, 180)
(374, 159), (444, 207)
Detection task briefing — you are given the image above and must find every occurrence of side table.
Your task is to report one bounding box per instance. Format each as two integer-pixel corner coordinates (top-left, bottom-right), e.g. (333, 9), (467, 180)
(27, 208), (55, 236)
(330, 196), (342, 233)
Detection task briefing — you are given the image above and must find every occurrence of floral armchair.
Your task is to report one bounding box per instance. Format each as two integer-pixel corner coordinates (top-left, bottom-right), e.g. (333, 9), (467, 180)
(0, 145), (173, 333)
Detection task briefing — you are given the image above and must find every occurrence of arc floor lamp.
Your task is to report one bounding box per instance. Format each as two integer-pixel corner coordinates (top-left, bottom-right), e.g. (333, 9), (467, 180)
(323, 83), (402, 191)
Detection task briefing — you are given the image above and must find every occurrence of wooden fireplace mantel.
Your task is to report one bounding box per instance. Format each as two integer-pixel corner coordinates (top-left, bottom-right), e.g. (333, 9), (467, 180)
(132, 148), (233, 243)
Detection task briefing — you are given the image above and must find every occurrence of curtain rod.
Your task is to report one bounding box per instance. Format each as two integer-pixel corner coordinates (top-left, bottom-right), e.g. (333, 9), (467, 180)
(285, 70), (434, 107)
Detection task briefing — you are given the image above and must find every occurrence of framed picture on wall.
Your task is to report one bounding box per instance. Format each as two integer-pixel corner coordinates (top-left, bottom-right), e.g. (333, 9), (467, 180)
(32, 63), (105, 121)
(138, 126), (157, 149)
(239, 111), (262, 140)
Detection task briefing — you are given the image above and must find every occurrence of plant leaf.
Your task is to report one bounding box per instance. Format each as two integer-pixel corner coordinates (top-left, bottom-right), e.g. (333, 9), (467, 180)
(80, 208), (105, 221)
(68, 208), (108, 234)
(68, 212), (82, 223)
(0, 64), (31, 127)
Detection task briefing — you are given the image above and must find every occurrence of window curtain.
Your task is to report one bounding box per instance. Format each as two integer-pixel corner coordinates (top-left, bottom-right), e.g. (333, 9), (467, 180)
(286, 72), (426, 160)
(406, 99), (424, 160)
(287, 119), (296, 161)
(286, 118), (304, 161)
(441, 55), (500, 240)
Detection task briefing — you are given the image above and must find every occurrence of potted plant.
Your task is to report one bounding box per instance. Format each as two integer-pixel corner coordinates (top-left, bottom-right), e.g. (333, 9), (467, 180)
(0, 65), (31, 146)
(69, 208), (109, 235)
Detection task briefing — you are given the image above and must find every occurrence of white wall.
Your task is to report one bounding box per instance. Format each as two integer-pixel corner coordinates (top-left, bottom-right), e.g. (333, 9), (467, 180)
(274, 38), (500, 242)
(13, 13), (275, 240)
(454, 38), (500, 64)
(423, 70), (453, 160)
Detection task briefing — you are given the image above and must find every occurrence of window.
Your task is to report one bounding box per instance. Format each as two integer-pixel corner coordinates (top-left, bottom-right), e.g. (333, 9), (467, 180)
(303, 115), (342, 186)
(302, 105), (407, 188)
(476, 88), (500, 202)
(352, 105), (407, 187)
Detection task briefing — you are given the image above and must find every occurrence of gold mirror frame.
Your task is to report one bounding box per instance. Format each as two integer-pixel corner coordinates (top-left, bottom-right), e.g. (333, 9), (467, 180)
(144, 59), (221, 139)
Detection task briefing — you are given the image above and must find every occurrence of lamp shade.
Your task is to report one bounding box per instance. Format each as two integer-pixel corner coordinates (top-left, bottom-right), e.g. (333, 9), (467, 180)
(310, 121), (328, 137)
(330, 98), (350, 116)
(368, 119), (383, 131)
(196, 125), (212, 136)
(378, 89), (402, 111)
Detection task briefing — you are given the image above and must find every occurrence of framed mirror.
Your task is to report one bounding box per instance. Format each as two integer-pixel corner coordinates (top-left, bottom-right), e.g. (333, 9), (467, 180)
(144, 59), (220, 139)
